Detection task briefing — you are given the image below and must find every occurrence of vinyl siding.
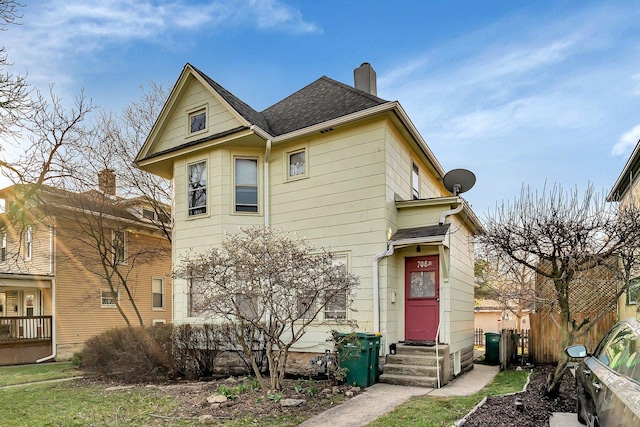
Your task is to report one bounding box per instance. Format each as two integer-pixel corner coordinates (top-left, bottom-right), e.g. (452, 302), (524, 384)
(0, 221), (52, 275)
(153, 76), (243, 154)
(54, 220), (172, 356)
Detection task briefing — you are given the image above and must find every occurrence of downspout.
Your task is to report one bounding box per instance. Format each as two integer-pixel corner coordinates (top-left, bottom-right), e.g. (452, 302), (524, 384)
(250, 125), (272, 227)
(435, 197), (462, 384)
(37, 278), (56, 363)
(264, 139), (271, 227)
(373, 243), (395, 334)
(439, 198), (463, 225)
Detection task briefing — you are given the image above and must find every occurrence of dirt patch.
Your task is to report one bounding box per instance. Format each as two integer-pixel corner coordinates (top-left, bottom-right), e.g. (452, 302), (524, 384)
(462, 365), (577, 426)
(93, 376), (357, 424)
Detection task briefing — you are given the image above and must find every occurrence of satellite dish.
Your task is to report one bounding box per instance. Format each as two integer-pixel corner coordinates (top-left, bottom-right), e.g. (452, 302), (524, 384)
(443, 169), (476, 196)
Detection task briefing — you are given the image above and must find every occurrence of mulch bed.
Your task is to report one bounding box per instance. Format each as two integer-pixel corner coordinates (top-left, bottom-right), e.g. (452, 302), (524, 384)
(462, 364), (577, 426)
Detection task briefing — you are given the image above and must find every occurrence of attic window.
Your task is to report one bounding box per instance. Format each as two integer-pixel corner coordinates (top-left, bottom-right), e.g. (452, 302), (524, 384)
(143, 208), (155, 220)
(189, 109), (206, 134)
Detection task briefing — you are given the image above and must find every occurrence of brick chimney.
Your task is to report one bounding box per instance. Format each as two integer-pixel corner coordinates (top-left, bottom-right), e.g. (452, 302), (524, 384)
(354, 62), (377, 96)
(98, 169), (116, 196)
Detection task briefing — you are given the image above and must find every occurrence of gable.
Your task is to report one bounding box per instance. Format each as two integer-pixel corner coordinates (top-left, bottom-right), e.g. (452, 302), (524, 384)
(136, 65), (253, 178)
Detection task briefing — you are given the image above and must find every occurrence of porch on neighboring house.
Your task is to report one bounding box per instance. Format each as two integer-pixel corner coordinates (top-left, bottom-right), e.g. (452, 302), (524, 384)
(0, 276), (54, 365)
(0, 316), (53, 365)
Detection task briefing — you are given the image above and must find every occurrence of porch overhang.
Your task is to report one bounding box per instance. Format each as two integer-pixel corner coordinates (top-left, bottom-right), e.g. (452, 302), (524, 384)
(389, 224), (450, 248)
(0, 273), (53, 288)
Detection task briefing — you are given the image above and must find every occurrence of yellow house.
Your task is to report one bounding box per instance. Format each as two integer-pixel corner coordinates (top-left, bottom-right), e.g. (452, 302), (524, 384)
(0, 173), (172, 364)
(608, 140), (640, 319)
(136, 63), (483, 385)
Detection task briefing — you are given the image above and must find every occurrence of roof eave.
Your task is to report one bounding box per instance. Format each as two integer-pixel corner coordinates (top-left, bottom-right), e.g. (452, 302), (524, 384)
(607, 139), (640, 202)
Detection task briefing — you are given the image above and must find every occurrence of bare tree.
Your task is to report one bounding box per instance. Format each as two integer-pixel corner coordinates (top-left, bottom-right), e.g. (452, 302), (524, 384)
(480, 184), (640, 396)
(176, 227), (360, 390)
(0, 0), (32, 138)
(40, 184), (170, 327)
(474, 249), (536, 332)
(0, 86), (96, 265)
(1, 86), (96, 188)
(90, 82), (172, 242)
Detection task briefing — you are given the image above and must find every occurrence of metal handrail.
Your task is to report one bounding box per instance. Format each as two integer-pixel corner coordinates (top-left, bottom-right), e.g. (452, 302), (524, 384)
(435, 319), (441, 388)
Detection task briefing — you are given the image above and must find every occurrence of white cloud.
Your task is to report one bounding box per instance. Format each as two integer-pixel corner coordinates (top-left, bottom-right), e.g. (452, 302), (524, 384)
(3, 0), (319, 90)
(612, 124), (640, 156)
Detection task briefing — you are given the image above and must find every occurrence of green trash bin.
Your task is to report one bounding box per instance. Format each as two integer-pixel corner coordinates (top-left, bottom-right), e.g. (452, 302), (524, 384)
(336, 332), (381, 387)
(485, 332), (501, 365)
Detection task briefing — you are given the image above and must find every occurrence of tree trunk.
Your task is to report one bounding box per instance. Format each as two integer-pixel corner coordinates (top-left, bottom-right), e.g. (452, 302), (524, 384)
(545, 309), (571, 396)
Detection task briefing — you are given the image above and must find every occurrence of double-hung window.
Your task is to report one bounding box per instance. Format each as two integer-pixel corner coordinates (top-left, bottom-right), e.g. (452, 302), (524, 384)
(0, 231), (6, 262)
(412, 163), (420, 200)
(325, 254), (348, 320)
(24, 226), (32, 261)
(235, 158), (258, 213)
(113, 230), (126, 264)
(152, 278), (165, 310)
(187, 160), (207, 216)
(627, 278), (640, 305)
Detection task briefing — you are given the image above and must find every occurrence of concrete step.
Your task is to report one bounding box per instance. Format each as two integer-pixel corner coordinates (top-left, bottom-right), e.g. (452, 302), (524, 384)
(383, 363), (440, 377)
(378, 373), (438, 388)
(394, 344), (449, 356)
(387, 353), (444, 367)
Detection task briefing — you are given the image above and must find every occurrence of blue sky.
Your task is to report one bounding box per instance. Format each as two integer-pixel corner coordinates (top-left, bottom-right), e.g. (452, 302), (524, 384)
(3, 0), (640, 218)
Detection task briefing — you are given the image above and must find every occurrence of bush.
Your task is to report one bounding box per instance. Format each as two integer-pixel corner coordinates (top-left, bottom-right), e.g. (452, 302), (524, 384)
(81, 324), (174, 383)
(71, 351), (83, 368)
(172, 323), (222, 379)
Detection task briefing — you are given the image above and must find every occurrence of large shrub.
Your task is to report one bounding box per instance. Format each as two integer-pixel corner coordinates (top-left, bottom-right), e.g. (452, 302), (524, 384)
(82, 324), (173, 383)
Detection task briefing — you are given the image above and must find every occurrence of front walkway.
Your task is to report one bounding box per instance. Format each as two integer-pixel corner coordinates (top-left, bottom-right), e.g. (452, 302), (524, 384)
(300, 364), (500, 427)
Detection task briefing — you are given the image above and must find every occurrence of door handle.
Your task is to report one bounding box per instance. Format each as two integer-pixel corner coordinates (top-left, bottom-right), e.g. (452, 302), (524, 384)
(593, 382), (603, 392)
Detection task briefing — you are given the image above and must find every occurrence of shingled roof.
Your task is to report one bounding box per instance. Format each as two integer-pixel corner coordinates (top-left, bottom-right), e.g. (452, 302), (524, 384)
(190, 64), (389, 137)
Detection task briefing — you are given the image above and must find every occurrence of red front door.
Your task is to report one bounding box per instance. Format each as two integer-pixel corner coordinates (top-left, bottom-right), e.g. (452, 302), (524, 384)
(405, 255), (440, 341)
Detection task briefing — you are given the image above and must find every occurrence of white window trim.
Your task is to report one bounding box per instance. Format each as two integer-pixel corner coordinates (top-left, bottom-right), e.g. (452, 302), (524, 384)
(100, 290), (120, 308)
(186, 159), (209, 218)
(0, 231), (6, 262)
(286, 146), (308, 181)
(412, 162), (420, 200)
(233, 156), (260, 215)
(627, 278), (640, 305)
(152, 277), (166, 310)
(25, 226), (32, 261)
(186, 104), (208, 137)
(152, 319), (167, 326)
(324, 253), (349, 321)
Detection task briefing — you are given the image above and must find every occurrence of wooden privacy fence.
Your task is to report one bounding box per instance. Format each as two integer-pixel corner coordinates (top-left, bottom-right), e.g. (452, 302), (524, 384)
(529, 311), (617, 364)
(474, 328), (484, 346)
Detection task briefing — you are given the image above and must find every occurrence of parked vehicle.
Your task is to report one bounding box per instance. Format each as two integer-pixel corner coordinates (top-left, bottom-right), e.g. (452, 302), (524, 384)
(565, 318), (640, 426)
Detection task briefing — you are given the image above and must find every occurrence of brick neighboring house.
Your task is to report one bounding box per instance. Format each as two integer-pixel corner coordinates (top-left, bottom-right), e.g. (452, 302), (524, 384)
(0, 171), (172, 364)
(136, 63), (483, 385)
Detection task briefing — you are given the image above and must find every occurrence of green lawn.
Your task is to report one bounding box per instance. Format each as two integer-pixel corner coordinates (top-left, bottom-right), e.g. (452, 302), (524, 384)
(0, 363), (529, 426)
(0, 362), (83, 387)
(0, 381), (190, 427)
(368, 369), (531, 427)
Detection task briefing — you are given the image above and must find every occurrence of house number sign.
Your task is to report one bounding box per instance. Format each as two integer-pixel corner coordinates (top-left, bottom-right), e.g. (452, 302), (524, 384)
(416, 260), (433, 268)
